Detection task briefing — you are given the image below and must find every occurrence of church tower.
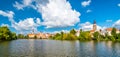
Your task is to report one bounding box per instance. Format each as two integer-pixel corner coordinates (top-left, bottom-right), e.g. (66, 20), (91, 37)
(93, 20), (97, 31)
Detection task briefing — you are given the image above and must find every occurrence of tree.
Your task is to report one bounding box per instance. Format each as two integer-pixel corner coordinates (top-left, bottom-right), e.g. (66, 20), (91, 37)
(11, 32), (17, 40)
(24, 35), (29, 39)
(93, 31), (100, 40)
(0, 26), (17, 40)
(70, 29), (76, 35)
(79, 31), (91, 40)
(17, 34), (25, 39)
(111, 28), (117, 38)
(34, 35), (37, 39)
(61, 31), (64, 40)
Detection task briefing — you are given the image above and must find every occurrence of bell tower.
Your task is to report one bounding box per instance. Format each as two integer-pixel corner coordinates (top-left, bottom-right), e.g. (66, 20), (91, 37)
(93, 20), (97, 31)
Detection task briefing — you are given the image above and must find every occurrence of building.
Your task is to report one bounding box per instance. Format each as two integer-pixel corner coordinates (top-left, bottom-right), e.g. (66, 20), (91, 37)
(90, 20), (97, 34)
(28, 32), (52, 39)
(76, 30), (80, 37)
(105, 28), (119, 36)
(27, 33), (35, 38)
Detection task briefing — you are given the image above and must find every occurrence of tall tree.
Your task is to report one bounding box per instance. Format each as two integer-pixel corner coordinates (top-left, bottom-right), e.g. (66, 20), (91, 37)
(0, 26), (17, 40)
(111, 28), (117, 38)
(70, 29), (76, 35)
(93, 31), (100, 40)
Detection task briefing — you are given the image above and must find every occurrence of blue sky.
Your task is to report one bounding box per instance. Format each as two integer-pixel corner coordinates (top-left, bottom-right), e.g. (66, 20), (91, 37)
(0, 0), (120, 34)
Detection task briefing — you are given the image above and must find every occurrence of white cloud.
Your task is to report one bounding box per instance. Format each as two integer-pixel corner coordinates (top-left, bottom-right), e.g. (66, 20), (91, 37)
(1, 24), (9, 27)
(113, 19), (120, 29)
(36, 18), (41, 24)
(49, 30), (69, 34)
(13, 0), (36, 10)
(86, 9), (92, 13)
(106, 20), (112, 22)
(0, 10), (15, 23)
(81, 0), (91, 7)
(12, 18), (41, 33)
(13, 0), (81, 28)
(0, 10), (42, 34)
(118, 4), (120, 7)
(39, 0), (80, 28)
(80, 22), (102, 31)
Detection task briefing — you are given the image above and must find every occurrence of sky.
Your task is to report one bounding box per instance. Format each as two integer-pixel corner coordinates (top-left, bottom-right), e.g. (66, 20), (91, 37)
(0, 0), (120, 34)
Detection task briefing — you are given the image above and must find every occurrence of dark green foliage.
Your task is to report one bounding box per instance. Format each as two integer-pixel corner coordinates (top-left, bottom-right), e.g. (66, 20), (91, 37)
(0, 26), (17, 40)
(34, 35), (37, 39)
(24, 35), (29, 39)
(51, 29), (77, 40)
(70, 29), (76, 35)
(93, 31), (100, 40)
(79, 31), (91, 40)
(111, 28), (117, 38)
(17, 34), (25, 39)
(117, 33), (120, 39)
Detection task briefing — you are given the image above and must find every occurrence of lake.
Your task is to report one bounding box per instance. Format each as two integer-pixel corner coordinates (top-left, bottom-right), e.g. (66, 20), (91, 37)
(0, 39), (120, 57)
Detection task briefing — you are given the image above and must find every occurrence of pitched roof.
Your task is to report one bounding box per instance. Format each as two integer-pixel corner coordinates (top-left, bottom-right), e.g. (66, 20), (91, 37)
(90, 30), (95, 32)
(106, 28), (112, 31)
(106, 28), (119, 31)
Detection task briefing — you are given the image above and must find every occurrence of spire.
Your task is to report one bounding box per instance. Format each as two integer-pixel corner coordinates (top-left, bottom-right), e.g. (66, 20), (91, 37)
(93, 20), (96, 24)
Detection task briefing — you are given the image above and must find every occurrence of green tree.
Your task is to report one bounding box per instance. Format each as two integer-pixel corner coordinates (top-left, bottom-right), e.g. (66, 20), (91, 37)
(70, 29), (76, 35)
(93, 31), (100, 40)
(61, 31), (64, 40)
(0, 26), (17, 40)
(111, 28), (117, 38)
(118, 33), (120, 39)
(79, 31), (91, 40)
(0, 26), (10, 40)
(11, 32), (17, 40)
(17, 34), (25, 39)
(24, 35), (29, 39)
(34, 35), (37, 39)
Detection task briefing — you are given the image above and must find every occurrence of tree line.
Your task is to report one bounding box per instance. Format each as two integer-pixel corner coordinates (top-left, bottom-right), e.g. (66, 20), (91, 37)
(0, 26), (29, 41)
(51, 28), (120, 41)
(0, 26), (17, 40)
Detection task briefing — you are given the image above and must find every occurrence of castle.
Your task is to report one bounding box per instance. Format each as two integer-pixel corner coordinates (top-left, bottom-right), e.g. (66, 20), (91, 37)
(27, 29), (52, 39)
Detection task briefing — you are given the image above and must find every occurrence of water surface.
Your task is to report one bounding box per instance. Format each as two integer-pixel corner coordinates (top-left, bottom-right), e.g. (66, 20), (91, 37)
(0, 39), (120, 57)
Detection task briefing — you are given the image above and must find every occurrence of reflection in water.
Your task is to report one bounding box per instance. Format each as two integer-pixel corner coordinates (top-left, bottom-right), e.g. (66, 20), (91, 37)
(0, 39), (120, 57)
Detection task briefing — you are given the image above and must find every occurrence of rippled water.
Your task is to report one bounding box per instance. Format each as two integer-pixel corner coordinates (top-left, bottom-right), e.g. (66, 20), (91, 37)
(0, 39), (120, 57)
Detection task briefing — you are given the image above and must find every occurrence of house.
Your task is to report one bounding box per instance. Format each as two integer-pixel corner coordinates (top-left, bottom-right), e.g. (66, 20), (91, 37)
(105, 28), (119, 36)
(27, 33), (35, 38)
(28, 32), (52, 39)
(76, 30), (80, 37)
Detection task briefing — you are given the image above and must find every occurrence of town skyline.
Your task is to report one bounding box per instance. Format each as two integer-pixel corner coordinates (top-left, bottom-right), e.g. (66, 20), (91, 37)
(0, 0), (120, 34)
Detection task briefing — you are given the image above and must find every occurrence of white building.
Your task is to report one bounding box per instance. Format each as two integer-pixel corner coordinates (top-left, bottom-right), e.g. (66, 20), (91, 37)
(105, 28), (119, 36)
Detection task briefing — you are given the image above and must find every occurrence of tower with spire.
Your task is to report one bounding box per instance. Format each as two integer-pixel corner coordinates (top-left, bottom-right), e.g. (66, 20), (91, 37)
(93, 20), (97, 31)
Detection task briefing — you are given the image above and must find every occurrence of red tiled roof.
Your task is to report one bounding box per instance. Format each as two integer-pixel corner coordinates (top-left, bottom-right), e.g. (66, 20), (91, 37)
(90, 30), (95, 32)
(106, 28), (112, 31)
(106, 28), (119, 31)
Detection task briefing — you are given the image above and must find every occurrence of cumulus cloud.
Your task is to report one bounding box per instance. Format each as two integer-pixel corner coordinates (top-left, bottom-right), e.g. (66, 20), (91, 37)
(81, 0), (91, 7)
(80, 22), (102, 31)
(39, 0), (80, 28)
(36, 18), (41, 24)
(0, 10), (42, 34)
(13, 0), (36, 10)
(13, 0), (81, 28)
(0, 10), (15, 23)
(113, 19), (120, 29)
(12, 18), (41, 33)
(49, 30), (69, 34)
